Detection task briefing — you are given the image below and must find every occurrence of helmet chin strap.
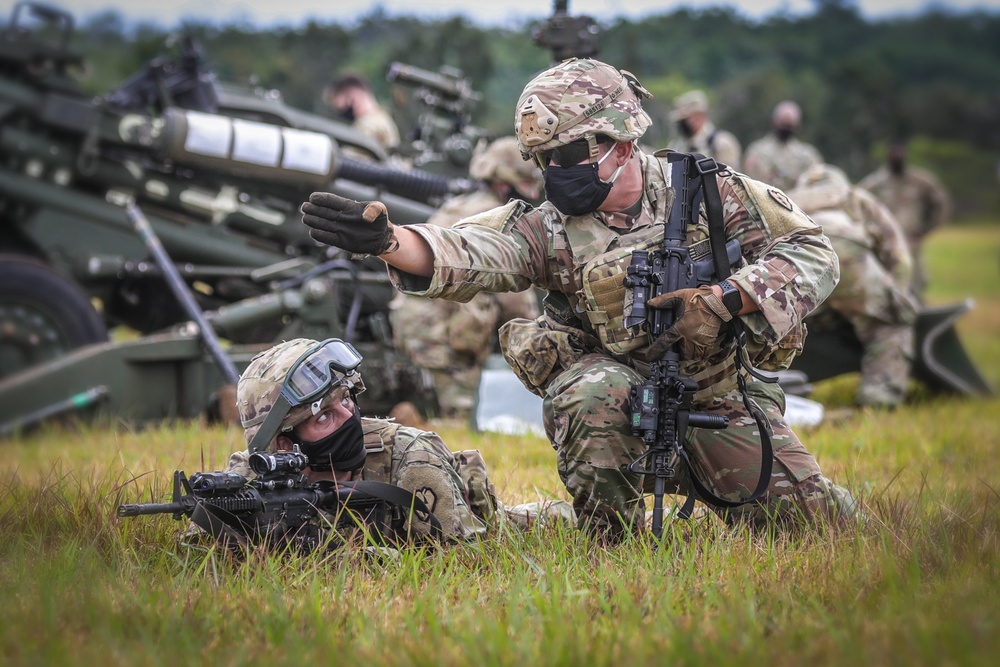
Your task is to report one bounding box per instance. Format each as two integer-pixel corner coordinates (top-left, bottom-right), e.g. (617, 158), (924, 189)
(248, 394), (292, 453)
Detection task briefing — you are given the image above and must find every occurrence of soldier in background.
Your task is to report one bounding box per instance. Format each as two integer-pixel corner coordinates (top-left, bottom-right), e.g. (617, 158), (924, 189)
(389, 137), (543, 419)
(859, 142), (951, 300)
(744, 100), (823, 191)
(789, 164), (918, 408)
(667, 89), (742, 170)
(325, 73), (401, 150)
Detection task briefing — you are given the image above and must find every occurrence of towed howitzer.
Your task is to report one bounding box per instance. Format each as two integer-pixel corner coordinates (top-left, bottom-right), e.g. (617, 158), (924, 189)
(624, 153), (769, 539)
(386, 61), (491, 179)
(117, 449), (442, 552)
(0, 1), (449, 406)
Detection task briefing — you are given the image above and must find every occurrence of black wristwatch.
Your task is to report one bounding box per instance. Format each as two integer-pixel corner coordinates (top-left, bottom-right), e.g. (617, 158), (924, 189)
(718, 280), (743, 317)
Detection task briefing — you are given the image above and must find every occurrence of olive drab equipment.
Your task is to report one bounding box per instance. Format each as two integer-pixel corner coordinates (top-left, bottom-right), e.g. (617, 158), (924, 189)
(625, 152), (775, 539)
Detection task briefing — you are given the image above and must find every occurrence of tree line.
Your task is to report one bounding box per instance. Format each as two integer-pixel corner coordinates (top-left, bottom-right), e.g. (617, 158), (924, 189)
(24, 0), (1000, 218)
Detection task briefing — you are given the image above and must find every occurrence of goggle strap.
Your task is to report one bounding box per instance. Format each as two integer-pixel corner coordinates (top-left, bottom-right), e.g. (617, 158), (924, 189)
(248, 393), (292, 454)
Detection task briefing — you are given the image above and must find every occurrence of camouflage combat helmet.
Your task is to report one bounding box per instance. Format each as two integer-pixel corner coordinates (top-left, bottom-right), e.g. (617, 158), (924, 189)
(788, 163), (851, 214)
(514, 58), (652, 161)
(469, 136), (543, 200)
(237, 338), (365, 451)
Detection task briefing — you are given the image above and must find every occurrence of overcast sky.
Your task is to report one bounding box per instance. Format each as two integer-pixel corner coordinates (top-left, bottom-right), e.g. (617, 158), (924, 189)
(3, 1), (996, 29)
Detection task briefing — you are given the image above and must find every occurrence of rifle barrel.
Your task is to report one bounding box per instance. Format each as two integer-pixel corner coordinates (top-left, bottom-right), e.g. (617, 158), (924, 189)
(117, 502), (185, 517)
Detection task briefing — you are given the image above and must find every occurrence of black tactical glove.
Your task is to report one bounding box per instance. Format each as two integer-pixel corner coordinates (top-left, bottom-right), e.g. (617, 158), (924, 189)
(644, 285), (733, 361)
(301, 192), (399, 256)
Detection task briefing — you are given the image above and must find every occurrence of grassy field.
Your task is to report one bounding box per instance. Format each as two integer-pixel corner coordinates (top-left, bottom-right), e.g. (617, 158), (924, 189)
(2, 223), (998, 666)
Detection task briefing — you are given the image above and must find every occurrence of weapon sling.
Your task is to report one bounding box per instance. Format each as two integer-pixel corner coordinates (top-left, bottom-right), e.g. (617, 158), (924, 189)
(629, 152), (774, 535)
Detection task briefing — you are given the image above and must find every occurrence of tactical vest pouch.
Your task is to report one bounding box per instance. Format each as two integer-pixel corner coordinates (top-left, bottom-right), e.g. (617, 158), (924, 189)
(578, 239), (659, 356)
(743, 323), (808, 372)
(499, 316), (586, 397)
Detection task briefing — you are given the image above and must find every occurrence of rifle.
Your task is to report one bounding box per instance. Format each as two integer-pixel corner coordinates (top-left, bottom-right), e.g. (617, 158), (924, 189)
(624, 153), (771, 539)
(118, 449), (442, 552)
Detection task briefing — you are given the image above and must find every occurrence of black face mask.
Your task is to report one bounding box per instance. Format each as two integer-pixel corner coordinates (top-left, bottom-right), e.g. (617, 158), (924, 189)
(775, 127), (795, 142)
(338, 105), (356, 123)
(676, 119), (695, 138)
(888, 158), (905, 175)
(543, 147), (623, 217)
(297, 405), (366, 472)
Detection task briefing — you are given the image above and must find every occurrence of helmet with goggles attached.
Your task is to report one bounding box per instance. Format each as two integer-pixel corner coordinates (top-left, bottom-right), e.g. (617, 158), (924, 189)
(514, 58), (652, 169)
(237, 338), (365, 453)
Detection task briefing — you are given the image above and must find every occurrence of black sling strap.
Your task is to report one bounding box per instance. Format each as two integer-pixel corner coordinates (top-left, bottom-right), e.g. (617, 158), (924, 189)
(674, 153), (774, 516)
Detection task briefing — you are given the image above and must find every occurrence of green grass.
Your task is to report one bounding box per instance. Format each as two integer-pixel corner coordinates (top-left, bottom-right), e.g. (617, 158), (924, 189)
(2, 224), (999, 666)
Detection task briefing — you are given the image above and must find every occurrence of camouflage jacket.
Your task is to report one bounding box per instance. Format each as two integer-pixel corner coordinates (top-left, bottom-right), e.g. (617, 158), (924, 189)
(789, 178), (913, 289)
(859, 166), (951, 247)
(743, 134), (823, 191)
(387, 149), (839, 391)
(354, 106), (400, 149)
(667, 121), (743, 172)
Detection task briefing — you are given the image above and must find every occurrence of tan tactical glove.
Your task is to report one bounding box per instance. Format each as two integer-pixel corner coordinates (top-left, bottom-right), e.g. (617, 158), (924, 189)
(301, 192), (399, 256)
(644, 285), (733, 360)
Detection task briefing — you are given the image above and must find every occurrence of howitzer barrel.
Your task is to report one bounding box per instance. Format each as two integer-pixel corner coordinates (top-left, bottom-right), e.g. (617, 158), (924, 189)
(387, 62), (473, 101)
(337, 156), (468, 202)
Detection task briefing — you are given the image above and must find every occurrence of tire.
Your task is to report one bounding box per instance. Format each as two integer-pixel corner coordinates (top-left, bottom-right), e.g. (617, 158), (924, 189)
(0, 255), (108, 379)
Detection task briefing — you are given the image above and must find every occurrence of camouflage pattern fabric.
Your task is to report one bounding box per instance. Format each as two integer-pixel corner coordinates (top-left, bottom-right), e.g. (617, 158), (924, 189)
(385, 148), (855, 537)
(859, 165), (951, 297)
(226, 417), (575, 540)
(537, 353), (855, 534)
(743, 133), (823, 191)
(515, 58), (652, 155)
(667, 121), (743, 171)
(390, 188), (540, 418)
(790, 166), (918, 407)
(353, 105), (400, 149)
(227, 417), (491, 541)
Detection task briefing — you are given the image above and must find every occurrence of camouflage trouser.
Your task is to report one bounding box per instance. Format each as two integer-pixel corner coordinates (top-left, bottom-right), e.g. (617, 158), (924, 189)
(824, 241), (917, 407)
(541, 353), (857, 537)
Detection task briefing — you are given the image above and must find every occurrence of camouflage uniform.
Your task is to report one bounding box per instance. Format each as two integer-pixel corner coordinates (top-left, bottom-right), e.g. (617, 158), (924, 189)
(743, 133), (823, 191)
(390, 138), (541, 418)
(377, 58), (855, 536)
(667, 90), (742, 169)
(859, 164), (951, 297)
(353, 106), (401, 150)
(231, 338), (571, 544)
(790, 165), (918, 407)
(227, 420), (498, 540)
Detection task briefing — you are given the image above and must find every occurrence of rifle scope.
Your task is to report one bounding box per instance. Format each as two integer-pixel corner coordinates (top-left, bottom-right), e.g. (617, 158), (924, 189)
(249, 450), (309, 476)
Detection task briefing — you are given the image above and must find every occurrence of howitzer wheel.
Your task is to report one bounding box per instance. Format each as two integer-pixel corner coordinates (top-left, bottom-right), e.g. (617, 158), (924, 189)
(0, 255), (108, 379)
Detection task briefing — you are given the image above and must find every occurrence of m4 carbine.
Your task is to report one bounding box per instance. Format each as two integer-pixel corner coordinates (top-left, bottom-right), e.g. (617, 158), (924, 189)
(118, 450), (441, 552)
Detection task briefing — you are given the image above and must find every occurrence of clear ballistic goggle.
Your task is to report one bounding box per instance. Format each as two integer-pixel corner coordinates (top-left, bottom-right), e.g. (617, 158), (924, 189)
(248, 338), (364, 453)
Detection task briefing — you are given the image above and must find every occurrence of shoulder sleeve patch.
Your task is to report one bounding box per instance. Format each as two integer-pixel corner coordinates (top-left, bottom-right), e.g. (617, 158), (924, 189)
(768, 188), (794, 211)
(738, 175), (818, 237)
(453, 199), (528, 233)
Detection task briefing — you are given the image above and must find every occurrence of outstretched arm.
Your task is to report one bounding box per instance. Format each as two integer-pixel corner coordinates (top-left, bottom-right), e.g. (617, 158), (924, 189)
(301, 192), (435, 277)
